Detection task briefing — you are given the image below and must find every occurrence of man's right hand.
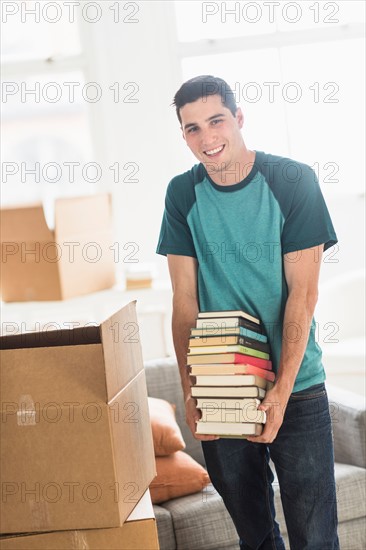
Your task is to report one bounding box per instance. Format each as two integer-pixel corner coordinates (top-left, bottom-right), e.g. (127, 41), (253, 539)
(185, 396), (220, 441)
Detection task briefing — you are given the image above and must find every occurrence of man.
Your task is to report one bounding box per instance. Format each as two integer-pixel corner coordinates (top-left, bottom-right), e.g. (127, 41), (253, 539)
(156, 75), (339, 549)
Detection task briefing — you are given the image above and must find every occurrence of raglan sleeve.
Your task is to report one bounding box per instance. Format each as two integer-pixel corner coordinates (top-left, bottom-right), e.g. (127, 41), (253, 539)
(156, 177), (197, 258)
(281, 164), (338, 254)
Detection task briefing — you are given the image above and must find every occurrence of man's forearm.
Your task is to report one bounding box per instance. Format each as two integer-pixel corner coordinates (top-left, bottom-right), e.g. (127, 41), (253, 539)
(275, 290), (317, 398)
(171, 294), (199, 402)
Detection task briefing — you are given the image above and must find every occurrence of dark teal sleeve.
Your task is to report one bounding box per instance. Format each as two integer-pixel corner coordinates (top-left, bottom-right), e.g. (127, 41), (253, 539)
(156, 178), (197, 258)
(281, 167), (338, 254)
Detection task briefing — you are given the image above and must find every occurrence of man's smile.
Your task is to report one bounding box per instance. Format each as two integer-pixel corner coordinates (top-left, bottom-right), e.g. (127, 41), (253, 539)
(204, 145), (225, 157)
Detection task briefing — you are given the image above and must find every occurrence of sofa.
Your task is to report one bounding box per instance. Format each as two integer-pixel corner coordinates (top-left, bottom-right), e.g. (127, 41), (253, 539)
(144, 357), (366, 550)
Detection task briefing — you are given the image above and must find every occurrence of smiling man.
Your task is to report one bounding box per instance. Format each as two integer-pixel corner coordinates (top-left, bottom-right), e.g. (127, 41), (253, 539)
(156, 75), (339, 549)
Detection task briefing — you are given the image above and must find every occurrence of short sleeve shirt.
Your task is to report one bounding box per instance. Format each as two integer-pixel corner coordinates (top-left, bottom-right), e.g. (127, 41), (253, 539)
(156, 150), (338, 392)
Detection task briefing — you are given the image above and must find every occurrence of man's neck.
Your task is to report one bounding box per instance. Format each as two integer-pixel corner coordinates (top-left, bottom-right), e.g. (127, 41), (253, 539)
(206, 148), (256, 186)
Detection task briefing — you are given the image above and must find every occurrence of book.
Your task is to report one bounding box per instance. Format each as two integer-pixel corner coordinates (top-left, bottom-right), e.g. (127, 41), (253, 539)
(198, 310), (260, 325)
(192, 374), (270, 389)
(196, 397), (261, 409)
(191, 385), (267, 398)
(187, 353), (272, 369)
(195, 316), (263, 332)
(190, 364), (275, 381)
(188, 344), (270, 360)
(189, 335), (270, 354)
(190, 325), (268, 343)
(199, 404), (266, 424)
(196, 421), (263, 437)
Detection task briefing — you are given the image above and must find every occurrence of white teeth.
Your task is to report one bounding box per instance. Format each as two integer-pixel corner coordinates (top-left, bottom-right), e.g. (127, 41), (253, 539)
(205, 146), (224, 155)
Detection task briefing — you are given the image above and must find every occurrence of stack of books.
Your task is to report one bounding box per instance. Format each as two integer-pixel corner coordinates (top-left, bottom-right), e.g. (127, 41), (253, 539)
(188, 310), (275, 438)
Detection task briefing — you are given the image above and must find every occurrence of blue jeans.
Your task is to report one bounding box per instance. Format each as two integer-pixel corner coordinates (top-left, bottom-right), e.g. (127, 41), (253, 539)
(201, 383), (339, 550)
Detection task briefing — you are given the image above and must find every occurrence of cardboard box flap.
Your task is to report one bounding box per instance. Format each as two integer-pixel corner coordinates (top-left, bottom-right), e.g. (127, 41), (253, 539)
(109, 372), (156, 521)
(54, 194), (112, 239)
(0, 205), (54, 242)
(100, 301), (144, 401)
(126, 490), (155, 522)
(0, 325), (101, 350)
(1, 344), (107, 404)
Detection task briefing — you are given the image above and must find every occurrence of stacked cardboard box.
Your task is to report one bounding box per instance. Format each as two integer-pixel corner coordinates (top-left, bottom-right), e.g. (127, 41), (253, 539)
(0, 194), (116, 302)
(0, 301), (158, 548)
(0, 490), (158, 549)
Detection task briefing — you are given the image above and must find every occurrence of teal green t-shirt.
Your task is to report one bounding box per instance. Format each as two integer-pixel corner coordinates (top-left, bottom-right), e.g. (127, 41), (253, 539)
(156, 151), (338, 392)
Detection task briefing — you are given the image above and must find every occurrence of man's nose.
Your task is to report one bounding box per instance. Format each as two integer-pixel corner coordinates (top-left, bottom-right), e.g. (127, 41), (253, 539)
(200, 127), (217, 148)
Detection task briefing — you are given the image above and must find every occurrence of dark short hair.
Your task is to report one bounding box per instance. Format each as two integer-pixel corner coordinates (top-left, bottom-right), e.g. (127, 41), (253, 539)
(172, 75), (237, 124)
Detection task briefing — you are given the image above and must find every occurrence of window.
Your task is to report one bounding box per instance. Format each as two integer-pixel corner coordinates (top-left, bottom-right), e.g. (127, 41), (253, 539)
(1, 2), (95, 212)
(174, 1), (365, 194)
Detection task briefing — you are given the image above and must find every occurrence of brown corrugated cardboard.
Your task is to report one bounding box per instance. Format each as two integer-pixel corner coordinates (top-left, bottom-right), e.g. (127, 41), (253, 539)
(0, 194), (115, 302)
(0, 491), (159, 549)
(0, 302), (156, 534)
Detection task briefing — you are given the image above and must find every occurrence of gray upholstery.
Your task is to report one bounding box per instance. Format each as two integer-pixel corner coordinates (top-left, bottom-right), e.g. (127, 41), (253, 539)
(162, 489), (239, 550)
(144, 358), (366, 550)
(272, 462), (366, 533)
(326, 385), (366, 468)
(153, 505), (176, 550)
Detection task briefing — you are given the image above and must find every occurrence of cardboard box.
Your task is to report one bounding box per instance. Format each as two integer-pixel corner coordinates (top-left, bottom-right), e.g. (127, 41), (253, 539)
(0, 302), (156, 534)
(0, 490), (159, 549)
(0, 194), (116, 302)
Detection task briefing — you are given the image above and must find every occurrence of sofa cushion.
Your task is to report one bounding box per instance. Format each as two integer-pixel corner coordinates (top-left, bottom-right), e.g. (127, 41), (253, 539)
(271, 461), (366, 534)
(148, 397), (185, 456)
(162, 462), (365, 549)
(336, 517), (366, 550)
(279, 518), (366, 550)
(150, 451), (210, 504)
(152, 504), (177, 550)
(326, 384), (366, 468)
(332, 463), (366, 523)
(161, 484), (240, 550)
(144, 357), (206, 466)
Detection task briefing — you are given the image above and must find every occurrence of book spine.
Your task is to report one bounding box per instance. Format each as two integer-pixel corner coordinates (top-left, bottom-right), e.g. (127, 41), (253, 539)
(194, 375), (267, 388)
(188, 346), (270, 360)
(196, 421), (263, 436)
(189, 335), (270, 353)
(198, 311), (260, 325)
(200, 406), (266, 424)
(196, 317), (263, 334)
(190, 366), (275, 381)
(187, 353), (272, 369)
(191, 327), (268, 343)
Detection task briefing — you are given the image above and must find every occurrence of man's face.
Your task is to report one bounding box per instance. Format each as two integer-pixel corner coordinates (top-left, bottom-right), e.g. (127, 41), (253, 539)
(179, 94), (244, 175)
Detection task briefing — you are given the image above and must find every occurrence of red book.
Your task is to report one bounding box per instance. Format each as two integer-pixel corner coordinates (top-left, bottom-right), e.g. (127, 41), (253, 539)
(187, 352), (272, 369)
(190, 363), (275, 381)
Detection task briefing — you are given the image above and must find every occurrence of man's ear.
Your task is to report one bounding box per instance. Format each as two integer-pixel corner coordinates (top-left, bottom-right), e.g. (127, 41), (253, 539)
(236, 107), (244, 129)
(181, 127), (186, 142)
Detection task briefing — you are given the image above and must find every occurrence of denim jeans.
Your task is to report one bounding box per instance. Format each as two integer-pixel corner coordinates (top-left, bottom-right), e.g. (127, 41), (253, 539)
(201, 383), (340, 550)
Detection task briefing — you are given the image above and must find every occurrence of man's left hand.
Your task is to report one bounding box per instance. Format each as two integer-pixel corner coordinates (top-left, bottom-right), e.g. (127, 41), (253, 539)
(246, 386), (290, 444)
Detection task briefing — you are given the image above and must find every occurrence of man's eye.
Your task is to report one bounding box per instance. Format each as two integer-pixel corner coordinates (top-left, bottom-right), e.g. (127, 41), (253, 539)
(212, 119), (223, 125)
(188, 127), (198, 133)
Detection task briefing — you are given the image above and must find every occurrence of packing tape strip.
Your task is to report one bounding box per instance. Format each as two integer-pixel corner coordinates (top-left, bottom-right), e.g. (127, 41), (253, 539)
(29, 500), (50, 531)
(71, 531), (89, 550)
(17, 394), (36, 426)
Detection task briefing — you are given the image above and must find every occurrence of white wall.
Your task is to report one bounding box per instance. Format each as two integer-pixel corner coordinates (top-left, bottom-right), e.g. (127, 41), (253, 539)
(78, 3), (364, 286)
(78, 2), (190, 283)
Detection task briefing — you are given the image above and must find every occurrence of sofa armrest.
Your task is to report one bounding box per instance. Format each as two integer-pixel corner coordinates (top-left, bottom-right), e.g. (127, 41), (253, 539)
(326, 384), (366, 468)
